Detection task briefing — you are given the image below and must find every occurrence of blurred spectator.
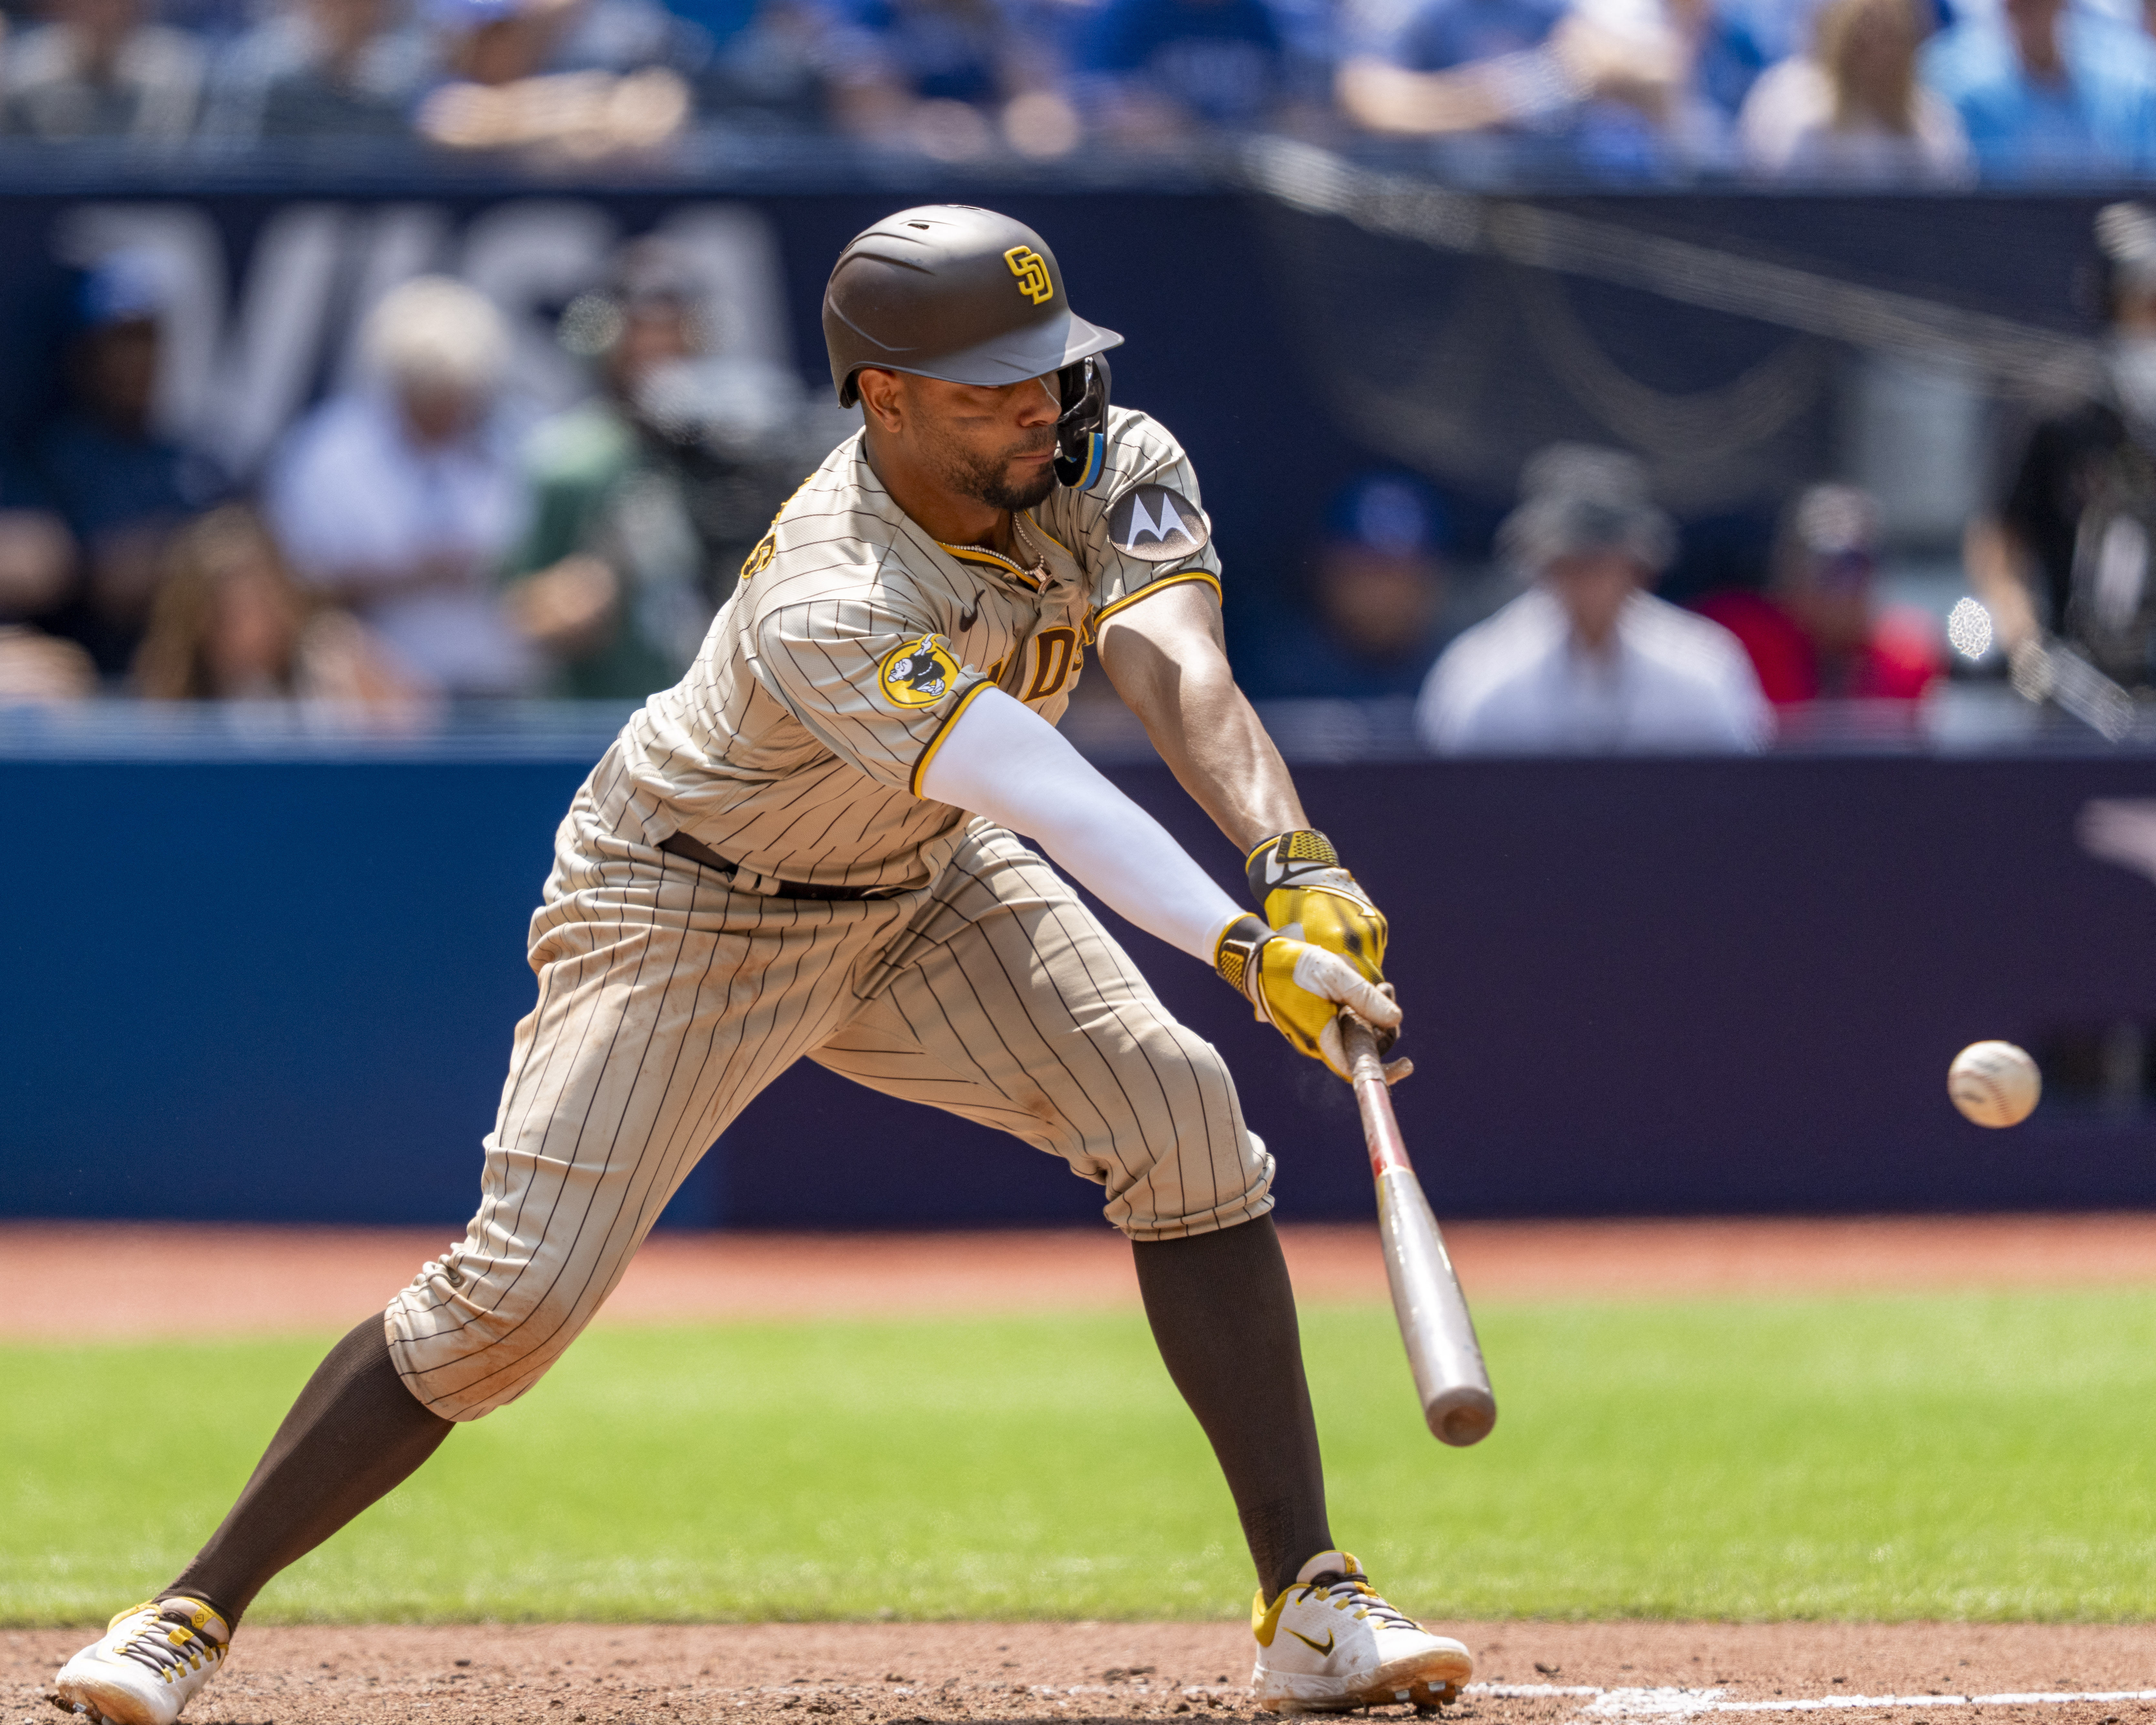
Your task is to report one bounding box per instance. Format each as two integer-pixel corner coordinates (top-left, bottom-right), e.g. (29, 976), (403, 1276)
(203, 0), (435, 140)
(1695, 485), (1943, 705)
(414, 0), (695, 156)
(1, 0), (206, 138)
(134, 505), (420, 704)
(34, 252), (225, 677)
(1079, 0), (1293, 145)
(1920, 0), (2156, 179)
(266, 275), (539, 697)
(1241, 472), (1455, 699)
(1737, 0), (1971, 181)
(1967, 202), (2156, 684)
(0, 503), (94, 702)
(1338, 0), (1768, 171)
(823, 0), (1077, 158)
(1416, 444), (1771, 752)
(503, 239), (805, 698)
(0, 625), (96, 700)
(699, 0), (837, 131)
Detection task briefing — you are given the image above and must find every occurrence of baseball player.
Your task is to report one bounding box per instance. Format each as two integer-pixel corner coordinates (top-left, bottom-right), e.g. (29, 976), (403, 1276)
(52, 207), (1473, 1725)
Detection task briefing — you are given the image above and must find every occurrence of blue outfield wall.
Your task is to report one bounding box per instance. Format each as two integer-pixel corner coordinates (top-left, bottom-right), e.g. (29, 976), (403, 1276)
(5, 749), (2156, 1231)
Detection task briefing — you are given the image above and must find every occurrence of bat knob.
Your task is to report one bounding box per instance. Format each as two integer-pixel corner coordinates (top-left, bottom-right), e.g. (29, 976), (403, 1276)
(1429, 1388), (1498, 1448)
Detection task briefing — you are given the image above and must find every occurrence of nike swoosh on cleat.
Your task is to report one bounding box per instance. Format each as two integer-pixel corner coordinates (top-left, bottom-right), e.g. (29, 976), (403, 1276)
(1286, 1629), (1335, 1656)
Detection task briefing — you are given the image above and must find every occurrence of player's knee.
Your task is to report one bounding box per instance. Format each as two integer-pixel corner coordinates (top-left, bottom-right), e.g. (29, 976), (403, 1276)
(384, 1250), (597, 1420)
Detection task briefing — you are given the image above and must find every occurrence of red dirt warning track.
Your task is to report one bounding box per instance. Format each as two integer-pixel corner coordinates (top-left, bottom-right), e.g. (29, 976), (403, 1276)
(6, 1214), (2156, 1338)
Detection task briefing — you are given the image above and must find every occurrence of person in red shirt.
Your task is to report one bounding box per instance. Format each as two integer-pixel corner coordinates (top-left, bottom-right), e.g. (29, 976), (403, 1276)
(1695, 483), (1942, 706)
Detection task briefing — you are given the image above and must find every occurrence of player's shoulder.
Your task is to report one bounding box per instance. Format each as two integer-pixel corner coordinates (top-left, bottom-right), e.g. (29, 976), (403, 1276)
(1040, 404), (1212, 557)
(745, 431), (950, 614)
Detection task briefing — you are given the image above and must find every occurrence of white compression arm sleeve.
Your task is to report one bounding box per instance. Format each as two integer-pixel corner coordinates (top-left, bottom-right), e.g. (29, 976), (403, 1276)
(918, 687), (1244, 966)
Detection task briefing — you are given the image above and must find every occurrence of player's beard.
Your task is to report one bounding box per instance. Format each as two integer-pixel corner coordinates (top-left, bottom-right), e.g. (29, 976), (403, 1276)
(932, 428), (1059, 514)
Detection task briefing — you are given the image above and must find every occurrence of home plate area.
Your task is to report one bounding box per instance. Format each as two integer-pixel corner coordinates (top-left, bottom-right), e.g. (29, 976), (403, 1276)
(9, 1621), (2155, 1725)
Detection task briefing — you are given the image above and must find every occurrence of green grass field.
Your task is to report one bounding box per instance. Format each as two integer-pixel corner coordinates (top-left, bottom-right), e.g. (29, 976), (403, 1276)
(7, 1291), (2155, 1626)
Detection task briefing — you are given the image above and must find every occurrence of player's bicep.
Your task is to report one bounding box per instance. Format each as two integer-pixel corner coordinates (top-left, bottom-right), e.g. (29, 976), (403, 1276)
(1096, 578), (1229, 718)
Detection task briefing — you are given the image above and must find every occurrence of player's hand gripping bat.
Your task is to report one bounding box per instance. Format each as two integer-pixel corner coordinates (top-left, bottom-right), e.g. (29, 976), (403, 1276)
(1341, 1015), (1497, 1448)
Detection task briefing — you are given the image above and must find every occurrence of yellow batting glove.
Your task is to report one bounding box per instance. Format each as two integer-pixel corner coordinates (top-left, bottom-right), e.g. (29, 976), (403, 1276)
(1245, 829), (1389, 984)
(1214, 914), (1401, 1081)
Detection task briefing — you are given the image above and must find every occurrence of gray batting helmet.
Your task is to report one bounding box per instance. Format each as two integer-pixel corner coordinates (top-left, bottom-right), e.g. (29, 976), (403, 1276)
(822, 205), (1123, 408)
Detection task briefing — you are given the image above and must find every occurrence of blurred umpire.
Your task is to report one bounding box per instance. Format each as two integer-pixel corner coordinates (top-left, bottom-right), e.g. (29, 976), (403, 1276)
(1967, 202), (2156, 687)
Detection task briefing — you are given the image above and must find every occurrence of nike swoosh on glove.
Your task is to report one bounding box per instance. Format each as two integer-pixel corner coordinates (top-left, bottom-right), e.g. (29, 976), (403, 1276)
(1214, 914), (1400, 1081)
(1245, 830), (1389, 984)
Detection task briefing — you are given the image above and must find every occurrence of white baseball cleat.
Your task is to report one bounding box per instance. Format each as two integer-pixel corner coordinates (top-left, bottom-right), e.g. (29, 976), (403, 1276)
(50, 1598), (231, 1725)
(1251, 1550), (1473, 1712)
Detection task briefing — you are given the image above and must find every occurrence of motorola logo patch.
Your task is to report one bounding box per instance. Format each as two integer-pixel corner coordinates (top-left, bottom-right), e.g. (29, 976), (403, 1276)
(1108, 484), (1209, 564)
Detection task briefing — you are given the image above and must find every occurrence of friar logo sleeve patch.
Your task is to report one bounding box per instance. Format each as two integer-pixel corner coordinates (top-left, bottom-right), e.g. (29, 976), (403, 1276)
(878, 634), (962, 708)
(1107, 484), (1210, 563)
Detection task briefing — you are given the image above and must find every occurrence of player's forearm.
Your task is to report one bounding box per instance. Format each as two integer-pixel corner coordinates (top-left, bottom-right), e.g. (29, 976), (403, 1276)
(1096, 585), (1306, 853)
(919, 687), (1242, 964)
(1146, 660), (1309, 854)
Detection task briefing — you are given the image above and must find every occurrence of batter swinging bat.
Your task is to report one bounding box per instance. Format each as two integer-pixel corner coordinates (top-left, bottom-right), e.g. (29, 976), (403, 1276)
(1341, 1016), (1497, 1448)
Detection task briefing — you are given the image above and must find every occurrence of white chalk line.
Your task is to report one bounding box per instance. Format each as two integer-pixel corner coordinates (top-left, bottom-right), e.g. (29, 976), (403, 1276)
(1466, 1683), (2156, 1720)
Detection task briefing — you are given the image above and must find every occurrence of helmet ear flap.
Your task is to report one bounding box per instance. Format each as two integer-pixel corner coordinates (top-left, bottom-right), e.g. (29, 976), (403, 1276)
(1053, 354), (1112, 489)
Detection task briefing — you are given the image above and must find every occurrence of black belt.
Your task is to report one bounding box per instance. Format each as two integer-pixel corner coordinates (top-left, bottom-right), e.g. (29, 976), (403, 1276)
(657, 831), (902, 900)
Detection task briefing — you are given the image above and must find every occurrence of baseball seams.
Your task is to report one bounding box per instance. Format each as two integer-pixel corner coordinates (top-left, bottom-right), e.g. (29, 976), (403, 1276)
(384, 405), (1251, 1422)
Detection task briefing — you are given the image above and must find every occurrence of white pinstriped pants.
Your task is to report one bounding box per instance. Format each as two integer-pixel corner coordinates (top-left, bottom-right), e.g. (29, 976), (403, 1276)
(384, 790), (1273, 1420)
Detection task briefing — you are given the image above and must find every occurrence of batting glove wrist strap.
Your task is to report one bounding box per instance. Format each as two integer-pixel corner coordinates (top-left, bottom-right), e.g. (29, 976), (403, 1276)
(1214, 914), (1273, 999)
(1244, 829), (1341, 905)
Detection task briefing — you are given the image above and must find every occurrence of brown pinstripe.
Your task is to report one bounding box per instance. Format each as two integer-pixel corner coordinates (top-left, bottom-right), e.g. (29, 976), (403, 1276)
(382, 407), (1262, 1422)
(386, 797), (1271, 1420)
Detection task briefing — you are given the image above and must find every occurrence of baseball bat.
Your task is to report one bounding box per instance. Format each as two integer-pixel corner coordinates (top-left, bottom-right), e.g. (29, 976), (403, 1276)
(1341, 1016), (1497, 1448)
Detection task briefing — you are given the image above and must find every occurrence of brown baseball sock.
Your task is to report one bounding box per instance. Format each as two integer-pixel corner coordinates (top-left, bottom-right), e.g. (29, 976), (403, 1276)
(1131, 1212), (1332, 1600)
(161, 1313), (453, 1629)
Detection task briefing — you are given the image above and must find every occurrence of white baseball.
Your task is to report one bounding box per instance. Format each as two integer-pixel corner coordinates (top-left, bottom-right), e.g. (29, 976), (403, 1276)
(1947, 1040), (2041, 1128)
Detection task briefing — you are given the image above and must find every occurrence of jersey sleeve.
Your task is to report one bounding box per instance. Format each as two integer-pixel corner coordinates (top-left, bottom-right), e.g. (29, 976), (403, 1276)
(751, 591), (998, 797)
(1054, 409), (1225, 633)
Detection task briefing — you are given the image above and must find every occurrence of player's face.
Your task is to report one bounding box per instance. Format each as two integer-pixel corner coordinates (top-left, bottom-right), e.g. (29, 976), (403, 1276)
(906, 373), (1062, 514)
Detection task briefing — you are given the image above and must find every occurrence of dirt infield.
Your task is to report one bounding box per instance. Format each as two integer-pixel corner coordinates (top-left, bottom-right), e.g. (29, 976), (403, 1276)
(12, 1621), (2156, 1725)
(9, 1213), (2156, 1339)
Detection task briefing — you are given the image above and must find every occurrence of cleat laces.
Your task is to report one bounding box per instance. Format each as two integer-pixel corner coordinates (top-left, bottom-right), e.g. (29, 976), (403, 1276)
(1296, 1570), (1421, 1633)
(109, 1607), (225, 1685)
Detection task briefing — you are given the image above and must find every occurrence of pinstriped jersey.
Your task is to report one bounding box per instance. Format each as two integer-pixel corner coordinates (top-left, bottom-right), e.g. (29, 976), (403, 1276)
(597, 406), (1222, 892)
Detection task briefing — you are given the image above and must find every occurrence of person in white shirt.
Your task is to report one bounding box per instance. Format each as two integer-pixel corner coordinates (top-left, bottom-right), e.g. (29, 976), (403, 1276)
(267, 275), (539, 698)
(1416, 444), (1772, 753)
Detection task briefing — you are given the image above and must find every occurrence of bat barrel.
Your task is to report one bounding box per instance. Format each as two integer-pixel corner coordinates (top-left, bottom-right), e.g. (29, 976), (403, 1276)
(1376, 1166), (1497, 1446)
(1341, 1016), (1498, 1449)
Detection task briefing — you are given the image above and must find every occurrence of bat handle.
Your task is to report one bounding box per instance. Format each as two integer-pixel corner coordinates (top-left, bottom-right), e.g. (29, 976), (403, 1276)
(1339, 1013), (1411, 1180)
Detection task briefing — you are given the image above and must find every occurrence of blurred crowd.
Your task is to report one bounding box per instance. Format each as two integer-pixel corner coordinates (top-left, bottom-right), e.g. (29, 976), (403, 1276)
(0, 0), (2150, 181)
(0, 239), (830, 711)
(14, 199), (2156, 754)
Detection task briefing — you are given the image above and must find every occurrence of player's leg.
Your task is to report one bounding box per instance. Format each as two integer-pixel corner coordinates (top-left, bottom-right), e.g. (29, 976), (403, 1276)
(54, 811), (903, 1725)
(809, 823), (1469, 1710)
(48, 1317), (448, 1725)
(811, 833), (1323, 1579)
(811, 825), (1323, 1584)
